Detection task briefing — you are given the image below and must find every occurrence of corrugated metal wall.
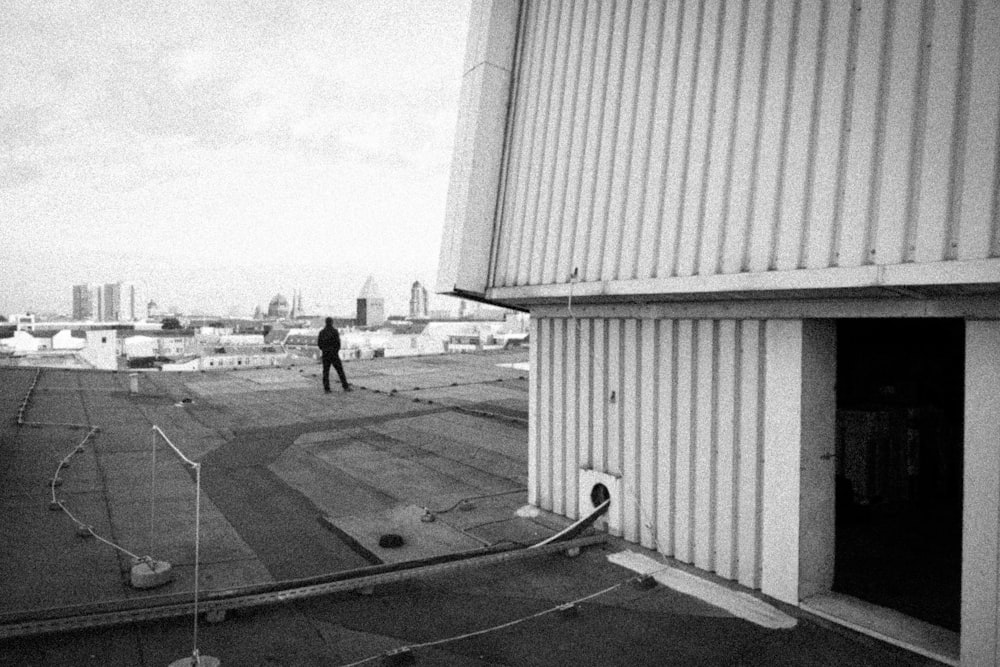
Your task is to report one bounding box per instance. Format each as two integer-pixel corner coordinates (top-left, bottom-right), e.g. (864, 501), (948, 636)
(530, 314), (773, 588)
(492, 0), (1000, 288)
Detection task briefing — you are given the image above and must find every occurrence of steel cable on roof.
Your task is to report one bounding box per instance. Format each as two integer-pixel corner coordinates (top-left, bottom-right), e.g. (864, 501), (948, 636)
(18, 369), (212, 663)
(334, 565), (672, 667)
(19, 371), (164, 568)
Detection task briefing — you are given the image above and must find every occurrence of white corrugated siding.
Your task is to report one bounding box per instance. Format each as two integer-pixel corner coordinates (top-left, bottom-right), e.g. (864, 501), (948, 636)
(492, 0), (1000, 288)
(532, 315), (772, 588)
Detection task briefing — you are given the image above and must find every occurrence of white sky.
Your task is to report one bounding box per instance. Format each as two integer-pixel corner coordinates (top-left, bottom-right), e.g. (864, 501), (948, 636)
(0, 0), (472, 317)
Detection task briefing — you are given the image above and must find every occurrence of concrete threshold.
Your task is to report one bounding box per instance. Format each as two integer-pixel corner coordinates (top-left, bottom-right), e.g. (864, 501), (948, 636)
(608, 551), (797, 630)
(801, 592), (959, 666)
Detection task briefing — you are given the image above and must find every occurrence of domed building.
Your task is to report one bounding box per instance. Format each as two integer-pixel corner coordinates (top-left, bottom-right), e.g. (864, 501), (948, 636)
(267, 293), (290, 319)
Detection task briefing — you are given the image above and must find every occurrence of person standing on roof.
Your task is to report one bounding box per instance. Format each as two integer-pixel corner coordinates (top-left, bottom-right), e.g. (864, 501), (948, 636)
(318, 317), (351, 393)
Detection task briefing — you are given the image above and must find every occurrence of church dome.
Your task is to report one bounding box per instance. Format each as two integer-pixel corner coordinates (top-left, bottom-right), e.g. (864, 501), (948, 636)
(267, 293), (291, 318)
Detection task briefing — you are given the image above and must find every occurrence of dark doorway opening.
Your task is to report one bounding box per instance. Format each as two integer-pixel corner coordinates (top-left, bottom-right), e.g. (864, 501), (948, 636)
(834, 318), (964, 631)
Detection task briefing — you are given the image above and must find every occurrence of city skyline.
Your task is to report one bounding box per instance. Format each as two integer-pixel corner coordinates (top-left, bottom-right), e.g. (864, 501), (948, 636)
(5, 273), (458, 320)
(1, 1), (472, 318)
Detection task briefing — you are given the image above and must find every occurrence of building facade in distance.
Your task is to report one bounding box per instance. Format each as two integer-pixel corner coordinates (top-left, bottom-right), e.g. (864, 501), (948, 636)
(267, 293), (290, 319)
(356, 276), (386, 327)
(409, 281), (429, 320)
(72, 283), (135, 321)
(439, 1), (1000, 663)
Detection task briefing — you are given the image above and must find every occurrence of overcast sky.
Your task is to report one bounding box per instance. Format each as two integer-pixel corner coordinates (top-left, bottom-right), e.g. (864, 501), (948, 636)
(1, 0), (472, 318)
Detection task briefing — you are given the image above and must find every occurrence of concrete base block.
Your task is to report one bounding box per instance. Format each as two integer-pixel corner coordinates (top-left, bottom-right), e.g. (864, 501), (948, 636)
(167, 655), (221, 667)
(130, 560), (174, 589)
(76, 525), (93, 538)
(381, 647), (415, 666)
(557, 603), (580, 619)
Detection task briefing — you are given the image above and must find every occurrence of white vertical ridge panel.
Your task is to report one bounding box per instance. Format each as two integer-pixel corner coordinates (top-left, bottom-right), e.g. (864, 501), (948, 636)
(545, 1), (590, 287)
(773, 0), (821, 272)
(835, 0), (885, 268)
(515, 2), (564, 285)
(656, 0), (702, 279)
(942, 0), (975, 262)
(496, 0), (544, 287)
(693, 319), (717, 571)
(957, 0), (1000, 260)
(572, 1), (616, 280)
(804, 0), (852, 269)
(535, 2), (581, 286)
(532, 314), (772, 586)
(554, 2), (600, 285)
(592, 318), (607, 476)
(901, 1), (935, 264)
(914, 1), (962, 264)
(872, 2), (921, 266)
(618, 0), (665, 281)
(761, 319), (803, 605)
(675, 0), (724, 278)
(585, 1), (633, 283)
(552, 2), (601, 282)
(638, 318), (659, 549)
(737, 320), (763, 588)
(606, 319), (622, 479)
(961, 321), (1000, 666)
(622, 319), (640, 542)
(859, 0), (894, 268)
(551, 317), (566, 516)
(745, 0), (794, 274)
(606, 319), (623, 536)
(714, 320), (738, 579)
(528, 316), (541, 506)
(601, 0), (649, 282)
(655, 319), (676, 556)
(696, 0), (745, 276)
(673, 319), (695, 563)
(538, 317), (554, 510)
(720, 0), (769, 275)
(579, 318), (594, 470)
(565, 317), (580, 519)
(491, 0), (1000, 291)
(636, 0), (684, 279)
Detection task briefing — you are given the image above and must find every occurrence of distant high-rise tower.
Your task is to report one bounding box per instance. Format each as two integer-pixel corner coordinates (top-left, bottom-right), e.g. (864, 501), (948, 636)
(73, 282), (134, 321)
(356, 276), (385, 327)
(409, 281), (429, 320)
(72, 284), (101, 321)
(102, 282), (135, 321)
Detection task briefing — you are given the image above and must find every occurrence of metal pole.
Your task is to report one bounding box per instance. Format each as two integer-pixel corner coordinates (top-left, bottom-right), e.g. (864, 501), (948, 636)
(192, 462), (202, 663)
(149, 431), (157, 558)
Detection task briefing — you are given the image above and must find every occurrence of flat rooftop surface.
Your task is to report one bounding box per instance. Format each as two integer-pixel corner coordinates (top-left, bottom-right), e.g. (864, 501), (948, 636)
(0, 353), (937, 665)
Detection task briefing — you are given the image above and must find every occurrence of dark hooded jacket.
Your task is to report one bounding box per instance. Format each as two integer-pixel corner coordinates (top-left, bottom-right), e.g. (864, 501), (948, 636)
(317, 326), (341, 354)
